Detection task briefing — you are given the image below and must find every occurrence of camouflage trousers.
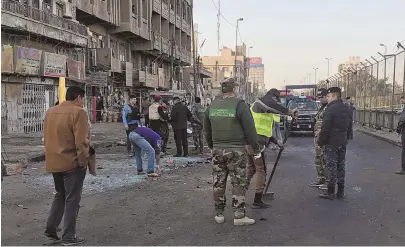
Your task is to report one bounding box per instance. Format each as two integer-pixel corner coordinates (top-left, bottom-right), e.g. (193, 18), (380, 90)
(192, 125), (203, 153)
(246, 152), (267, 194)
(212, 148), (247, 219)
(314, 137), (326, 183)
(324, 145), (346, 187)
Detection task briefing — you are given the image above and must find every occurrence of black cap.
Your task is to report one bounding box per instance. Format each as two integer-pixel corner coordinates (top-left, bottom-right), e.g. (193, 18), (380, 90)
(267, 88), (280, 98)
(317, 88), (327, 97)
(221, 78), (239, 93)
(327, 87), (342, 94)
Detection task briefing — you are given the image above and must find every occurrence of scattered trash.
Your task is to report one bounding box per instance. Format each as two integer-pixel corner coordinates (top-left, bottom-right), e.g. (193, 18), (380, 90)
(196, 186), (201, 188)
(259, 217), (267, 221)
(97, 167), (104, 170)
(17, 204), (23, 207)
(207, 181), (213, 184)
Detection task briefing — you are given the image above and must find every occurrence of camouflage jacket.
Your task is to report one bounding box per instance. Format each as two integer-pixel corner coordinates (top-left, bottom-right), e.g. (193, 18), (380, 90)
(314, 104), (327, 137)
(191, 104), (204, 127)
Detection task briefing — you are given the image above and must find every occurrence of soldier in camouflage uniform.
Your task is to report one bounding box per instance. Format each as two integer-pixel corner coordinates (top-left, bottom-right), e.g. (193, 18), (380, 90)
(311, 88), (328, 188)
(191, 97), (205, 154)
(204, 78), (262, 226)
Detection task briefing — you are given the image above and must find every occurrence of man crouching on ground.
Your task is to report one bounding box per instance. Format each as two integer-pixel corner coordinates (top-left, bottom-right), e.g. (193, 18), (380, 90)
(129, 126), (161, 177)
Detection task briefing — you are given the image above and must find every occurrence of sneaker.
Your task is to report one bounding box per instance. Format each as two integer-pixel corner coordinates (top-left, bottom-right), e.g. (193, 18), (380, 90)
(137, 171), (145, 175)
(61, 237), (86, 246)
(318, 192), (335, 200)
(310, 181), (324, 187)
(44, 232), (60, 241)
(319, 184), (328, 190)
(252, 201), (271, 209)
(234, 216), (255, 226)
(214, 213), (225, 224)
(147, 172), (160, 178)
(394, 170), (405, 175)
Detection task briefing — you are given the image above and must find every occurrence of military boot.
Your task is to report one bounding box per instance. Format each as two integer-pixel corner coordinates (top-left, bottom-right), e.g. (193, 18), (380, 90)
(310, 179), (325, 187)
(252, 193), (271, 209)
(234, 216), (255, 226)
(214, 213), (225, 224)
(318, 185), (335, 200)
(336, 183), (345, 199)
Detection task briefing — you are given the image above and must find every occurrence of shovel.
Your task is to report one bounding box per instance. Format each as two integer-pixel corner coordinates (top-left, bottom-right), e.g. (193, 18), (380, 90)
(262, 146), (284, 200)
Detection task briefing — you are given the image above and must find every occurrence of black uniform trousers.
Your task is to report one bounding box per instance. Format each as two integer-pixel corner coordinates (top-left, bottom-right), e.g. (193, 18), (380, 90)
(174, 129), (188, 156)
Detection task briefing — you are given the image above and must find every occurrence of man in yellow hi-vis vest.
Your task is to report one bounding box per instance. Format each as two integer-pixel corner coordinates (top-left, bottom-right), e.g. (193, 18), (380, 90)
(246, 89), (296, 208)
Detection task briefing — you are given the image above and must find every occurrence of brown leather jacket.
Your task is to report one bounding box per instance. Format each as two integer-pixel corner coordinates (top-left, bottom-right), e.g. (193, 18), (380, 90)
(44, 101), (90, 173)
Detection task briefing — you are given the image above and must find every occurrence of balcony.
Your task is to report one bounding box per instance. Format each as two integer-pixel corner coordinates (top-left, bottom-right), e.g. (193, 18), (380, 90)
(139, 18), (150, 40)
(162, 37), (169, 55)
(161, 2), (169, 20)
(174, 45), (180, 60)
(169, 7), (175, 24)
(152, 32), (162, 51)
(76, 0), (120, 26)
(1, 0), (87, 47)
(92, 48), (121, 73)
(182, 21), (191, 35)
(175, 14), (181, 28)
(153, 0), (161, 14)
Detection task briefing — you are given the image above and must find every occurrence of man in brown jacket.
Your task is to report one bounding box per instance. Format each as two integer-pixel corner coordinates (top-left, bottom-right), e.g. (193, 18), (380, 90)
(43, 86), (89, 246)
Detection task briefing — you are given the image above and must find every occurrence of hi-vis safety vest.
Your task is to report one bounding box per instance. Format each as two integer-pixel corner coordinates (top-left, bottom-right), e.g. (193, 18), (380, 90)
(250, 105), (274, 137)
(273, 114), (281, 123)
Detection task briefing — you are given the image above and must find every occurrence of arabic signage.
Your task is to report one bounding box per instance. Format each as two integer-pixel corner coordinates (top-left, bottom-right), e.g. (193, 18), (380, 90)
(89, 71), (108, 86)
(249, 57), (262, 64)
(41, 52), (67, 77)
(67, 59), (85, 80)
(1, 45), (14, 73)
(125, 62), (133, 87)
(15, 46), (42, 75)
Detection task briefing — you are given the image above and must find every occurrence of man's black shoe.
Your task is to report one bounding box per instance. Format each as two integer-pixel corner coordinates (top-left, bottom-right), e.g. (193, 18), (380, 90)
(61, 237), (86, 246)
(394, 169), (405, 175)
(174, 154), (182, 157)
(183, 154), (189, 157)
(318, 185), (335, 200)
(336, 183), (345, 199)
(252, 193), (271, 209)
(44, 231), (60, 241)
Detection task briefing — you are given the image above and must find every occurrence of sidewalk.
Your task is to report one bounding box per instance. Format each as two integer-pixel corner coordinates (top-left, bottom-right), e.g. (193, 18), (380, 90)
(356, 124), (402, 147)
(1, 123), (128, 163)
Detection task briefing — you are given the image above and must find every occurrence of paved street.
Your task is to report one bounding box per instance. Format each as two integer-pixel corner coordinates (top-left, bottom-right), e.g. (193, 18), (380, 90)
(1, 130), (404, 246)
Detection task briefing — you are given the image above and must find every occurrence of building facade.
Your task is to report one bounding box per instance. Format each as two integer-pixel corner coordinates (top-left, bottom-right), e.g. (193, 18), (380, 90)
(200, 45), (247, 99)
(248, 57), (265, 94)
(1, 0), (193, 134)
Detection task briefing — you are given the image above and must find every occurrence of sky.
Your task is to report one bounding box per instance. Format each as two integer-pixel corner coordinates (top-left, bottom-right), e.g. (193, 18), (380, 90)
(193, 0), (405, 89)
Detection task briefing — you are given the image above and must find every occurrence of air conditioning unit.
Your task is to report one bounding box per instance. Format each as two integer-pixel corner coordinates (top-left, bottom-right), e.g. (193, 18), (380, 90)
(63, 2), (73, 19)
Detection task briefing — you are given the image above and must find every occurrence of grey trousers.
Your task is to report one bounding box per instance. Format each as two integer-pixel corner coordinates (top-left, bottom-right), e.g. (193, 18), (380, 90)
(402, 132), (405, 170)
(46, 166), (86, 240)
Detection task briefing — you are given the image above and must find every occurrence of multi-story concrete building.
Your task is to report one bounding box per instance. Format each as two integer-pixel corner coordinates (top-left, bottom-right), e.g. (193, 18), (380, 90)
(338, 56), (361, 73)
(1, 0), (193, 134)
(200, 45), (247, 98)
(248, 57), (265, 93)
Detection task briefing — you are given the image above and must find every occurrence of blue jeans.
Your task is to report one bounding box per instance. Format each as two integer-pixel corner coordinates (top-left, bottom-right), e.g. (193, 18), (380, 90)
(128, 132), (155, 173)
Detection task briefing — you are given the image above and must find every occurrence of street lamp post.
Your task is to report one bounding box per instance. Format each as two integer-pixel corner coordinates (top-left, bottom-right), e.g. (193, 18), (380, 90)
(234, 17), (243, 78)
(313, 68), (318, 85)
(308, 73), (312, 84)
(326, 58), (332, 78)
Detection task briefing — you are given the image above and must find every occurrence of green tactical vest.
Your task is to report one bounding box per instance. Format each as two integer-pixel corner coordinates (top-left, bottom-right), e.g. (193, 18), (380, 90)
(195, 104), (205, 123)
(208, 97), (245, 148)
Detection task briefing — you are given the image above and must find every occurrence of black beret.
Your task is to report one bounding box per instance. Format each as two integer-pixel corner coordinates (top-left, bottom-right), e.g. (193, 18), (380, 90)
(327, 87), (341, 94)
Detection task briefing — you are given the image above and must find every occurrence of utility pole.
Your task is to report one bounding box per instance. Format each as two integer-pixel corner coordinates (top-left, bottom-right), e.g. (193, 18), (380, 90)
(326, 57), (332, 78)
(313, 68), (318, 84)
(217, 0), (220, 56)
(192, 15), (198, 100)
(234, 18), (243, 77)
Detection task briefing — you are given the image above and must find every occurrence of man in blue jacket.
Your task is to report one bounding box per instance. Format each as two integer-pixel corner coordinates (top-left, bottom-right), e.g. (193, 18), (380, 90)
(123, 95), (141, 156)
(317, 87), (353, 200)
(128, 126), (161, 177)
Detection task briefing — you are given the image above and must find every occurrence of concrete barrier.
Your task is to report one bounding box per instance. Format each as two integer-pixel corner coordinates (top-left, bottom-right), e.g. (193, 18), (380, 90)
(354, 109), (402, 131)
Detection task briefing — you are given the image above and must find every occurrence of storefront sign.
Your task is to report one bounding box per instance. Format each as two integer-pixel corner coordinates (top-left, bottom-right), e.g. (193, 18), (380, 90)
(1, 45), (14, 73)
(41, 52), (67, 77)
(15, 46), (42, 75)
(67, 59), (85, 80)
(89, 71), (108, 86)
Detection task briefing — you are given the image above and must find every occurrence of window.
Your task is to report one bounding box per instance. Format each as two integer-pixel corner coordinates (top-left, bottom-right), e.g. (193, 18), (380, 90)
(56, 3), (63, 17)
(119, 43), (127, 62)
(182, 2), (186, 19)
(170, 0), (174, 10)
(110, 39), (117, 59)
(176, 0), (180, 15)
(132, 0), (137, 15)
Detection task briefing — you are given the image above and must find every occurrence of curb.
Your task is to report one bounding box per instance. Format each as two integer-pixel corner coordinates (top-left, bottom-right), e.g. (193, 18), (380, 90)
(18, 141), (122, 164)
(357, 129), (402, 147)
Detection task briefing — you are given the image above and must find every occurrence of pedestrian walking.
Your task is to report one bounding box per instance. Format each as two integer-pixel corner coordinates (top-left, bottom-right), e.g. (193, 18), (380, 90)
(142, 96), (151, 127)
(43, 86), (90, 245)
(171, 97), (200, 157)
(395, 96), (405, 175)
(317, 87), (353, 200)
(191, 97), (205, 154)
(204, 78), (262, 226)
(247, 88), (296, 208)
(123, 95), (141, 156)
(128, 126), (161, 177)
(310, 88), (328, 189)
